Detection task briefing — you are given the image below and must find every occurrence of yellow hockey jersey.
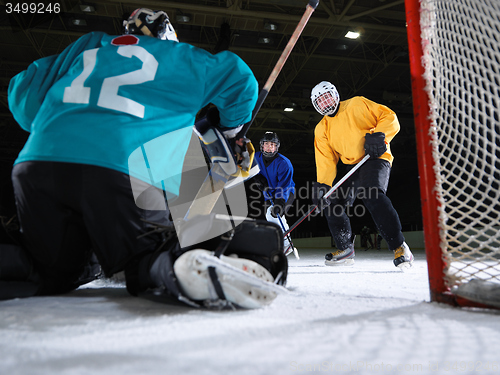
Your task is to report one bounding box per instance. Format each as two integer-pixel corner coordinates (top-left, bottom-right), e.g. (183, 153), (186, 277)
(314, 96), (400, 185)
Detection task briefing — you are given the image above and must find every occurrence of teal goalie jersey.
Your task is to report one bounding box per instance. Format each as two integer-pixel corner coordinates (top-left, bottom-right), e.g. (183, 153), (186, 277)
(8, 32), (258, 196)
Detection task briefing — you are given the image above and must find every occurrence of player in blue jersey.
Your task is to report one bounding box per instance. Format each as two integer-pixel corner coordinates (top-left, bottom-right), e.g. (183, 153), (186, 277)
(1, 8), (288, 309)
(253, 132), (298, 256)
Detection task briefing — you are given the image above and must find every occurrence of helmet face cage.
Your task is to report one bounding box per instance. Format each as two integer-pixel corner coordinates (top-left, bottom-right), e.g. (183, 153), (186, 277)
(311, 81), (340, 116)
(260, 132), (280, 158)
(123, 8), (178, 42)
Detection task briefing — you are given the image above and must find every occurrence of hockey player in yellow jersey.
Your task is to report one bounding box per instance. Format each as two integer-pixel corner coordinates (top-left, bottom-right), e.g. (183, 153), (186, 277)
(310, 81), (413, 269)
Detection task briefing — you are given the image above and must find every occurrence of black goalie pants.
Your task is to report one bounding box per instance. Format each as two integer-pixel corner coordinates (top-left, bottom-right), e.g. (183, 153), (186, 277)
(324, 159), (405, 251)
(7, 161), (168, 297)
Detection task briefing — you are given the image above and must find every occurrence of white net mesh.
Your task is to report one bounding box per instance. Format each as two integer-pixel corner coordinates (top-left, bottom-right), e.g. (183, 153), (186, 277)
(420, 0), (500, 288)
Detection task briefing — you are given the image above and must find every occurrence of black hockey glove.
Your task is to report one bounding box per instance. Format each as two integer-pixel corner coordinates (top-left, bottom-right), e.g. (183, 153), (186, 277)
(271, 198), (286, 218)
(364, 132), (387, 158)
(252, 174), (268, 192)
(312, 182), (331, 211)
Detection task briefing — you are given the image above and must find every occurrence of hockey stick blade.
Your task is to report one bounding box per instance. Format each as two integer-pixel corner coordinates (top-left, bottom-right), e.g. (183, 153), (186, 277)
(283, 154), (370, 238)
(184, 0), (319, 220)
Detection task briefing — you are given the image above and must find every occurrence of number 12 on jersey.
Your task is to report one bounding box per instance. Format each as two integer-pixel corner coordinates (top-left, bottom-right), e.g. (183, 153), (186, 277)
(63, 46), (158, 118)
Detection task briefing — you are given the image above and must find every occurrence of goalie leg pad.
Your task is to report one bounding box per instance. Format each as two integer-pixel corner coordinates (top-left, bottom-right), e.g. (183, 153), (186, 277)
(173, 249), (286, 309)
(139, 215), (288, 308)
(177, 214), (288, 286)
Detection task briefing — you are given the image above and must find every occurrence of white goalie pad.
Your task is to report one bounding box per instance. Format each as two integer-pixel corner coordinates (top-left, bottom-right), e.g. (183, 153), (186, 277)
(173, 249), (288, 309)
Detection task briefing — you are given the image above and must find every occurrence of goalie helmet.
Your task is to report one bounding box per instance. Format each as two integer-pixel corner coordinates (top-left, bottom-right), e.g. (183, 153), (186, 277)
(123, 8), (178, 42)
(260, 132), (280, 158)
(311, 81), (340, 116)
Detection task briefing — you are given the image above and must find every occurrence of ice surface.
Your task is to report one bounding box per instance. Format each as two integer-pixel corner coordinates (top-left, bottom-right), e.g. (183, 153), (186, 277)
(1, 248), (500, 375)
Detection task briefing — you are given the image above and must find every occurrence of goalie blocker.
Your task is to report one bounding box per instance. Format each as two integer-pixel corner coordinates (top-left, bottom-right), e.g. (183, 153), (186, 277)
(125, 214), (288, 309)
(193, 107), (255, 179)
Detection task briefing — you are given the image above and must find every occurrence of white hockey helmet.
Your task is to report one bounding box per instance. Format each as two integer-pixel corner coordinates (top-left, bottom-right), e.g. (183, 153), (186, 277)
(311, 81), (340, 116)
(123, 8), (179, 42)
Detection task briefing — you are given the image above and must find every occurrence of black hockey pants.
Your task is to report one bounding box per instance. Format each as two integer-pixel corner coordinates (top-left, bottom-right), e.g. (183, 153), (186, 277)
(4, 161), (169, 298)
(324, 159), (405, 251)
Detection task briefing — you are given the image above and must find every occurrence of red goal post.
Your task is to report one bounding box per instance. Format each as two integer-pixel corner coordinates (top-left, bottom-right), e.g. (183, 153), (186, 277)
(406, 0), (500, 309)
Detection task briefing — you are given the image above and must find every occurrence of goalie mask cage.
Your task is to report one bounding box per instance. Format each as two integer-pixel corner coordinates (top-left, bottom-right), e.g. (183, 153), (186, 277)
(406, 0), (500, 308)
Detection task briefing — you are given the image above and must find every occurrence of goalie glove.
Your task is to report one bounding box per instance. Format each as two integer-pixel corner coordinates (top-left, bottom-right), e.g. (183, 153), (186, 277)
(232, 137), (255, 178)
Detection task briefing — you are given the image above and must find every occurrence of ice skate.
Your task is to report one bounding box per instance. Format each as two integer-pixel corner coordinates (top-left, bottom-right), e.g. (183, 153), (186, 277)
(173, 249), (287, 309)
(393, 242), (414, 270)
(324, 246), (355, 266)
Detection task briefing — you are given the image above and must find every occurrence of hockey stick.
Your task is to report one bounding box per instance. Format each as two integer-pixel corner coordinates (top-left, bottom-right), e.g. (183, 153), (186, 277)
(185, 0), (319, 220)
(283, 154), (371, 238)
(236, 0), (319, 140)
(269, 198), (300, 260)
(279, 214), (300, 260)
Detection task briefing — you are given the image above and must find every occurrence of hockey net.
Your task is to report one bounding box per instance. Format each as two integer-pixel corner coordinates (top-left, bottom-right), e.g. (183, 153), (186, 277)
(406, 0), (500, 308)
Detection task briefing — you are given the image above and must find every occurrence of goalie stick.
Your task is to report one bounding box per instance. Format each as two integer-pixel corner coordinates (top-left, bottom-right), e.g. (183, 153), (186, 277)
(283, 154), (371, 238)
(185, 0), (319, 220)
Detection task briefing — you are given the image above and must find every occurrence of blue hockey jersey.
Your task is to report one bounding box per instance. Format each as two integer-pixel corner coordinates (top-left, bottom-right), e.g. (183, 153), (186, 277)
(8, 32), (258, 196)
(255, 151), (295, 201)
